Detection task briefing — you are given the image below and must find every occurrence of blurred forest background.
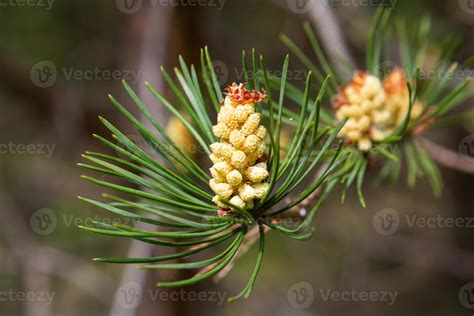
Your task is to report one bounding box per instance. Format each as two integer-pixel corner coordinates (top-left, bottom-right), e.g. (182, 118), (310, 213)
(0, 0), (473, 315)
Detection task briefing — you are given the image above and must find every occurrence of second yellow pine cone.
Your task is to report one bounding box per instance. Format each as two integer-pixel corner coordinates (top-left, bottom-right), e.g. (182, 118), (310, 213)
(333, 69), (424, 152)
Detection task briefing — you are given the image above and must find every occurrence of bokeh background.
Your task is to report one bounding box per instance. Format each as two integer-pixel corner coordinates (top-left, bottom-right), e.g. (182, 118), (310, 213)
(1, 0), (473, 315)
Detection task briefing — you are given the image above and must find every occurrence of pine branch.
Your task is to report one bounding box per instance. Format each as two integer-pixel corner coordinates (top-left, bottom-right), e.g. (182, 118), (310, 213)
(0, 193), (114, 304)
(279, 6), (473, 198)
(109, 5), (175, 316)
(209, 162), (328, 283)
(418, 137), (474, 174)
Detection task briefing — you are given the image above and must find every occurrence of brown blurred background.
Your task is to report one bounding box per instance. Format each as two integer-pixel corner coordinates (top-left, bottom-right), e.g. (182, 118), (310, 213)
(1, 0), (473, 315)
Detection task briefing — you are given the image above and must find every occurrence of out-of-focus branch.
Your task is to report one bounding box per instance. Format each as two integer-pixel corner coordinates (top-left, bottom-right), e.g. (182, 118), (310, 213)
(22, 269), (51, 316)
(0, 50), (54, 113)
(212, 225), (270, 283)
(418, 137), (474, 174)
(365, 234), (474, 280)
(198, 162), (328, 283)
(109, 5), (174, 316)
(306, 0), (355, 77)
(194, 189), (322, 283)
(0, 193), (115, 305)
(271, 0), (355, 77)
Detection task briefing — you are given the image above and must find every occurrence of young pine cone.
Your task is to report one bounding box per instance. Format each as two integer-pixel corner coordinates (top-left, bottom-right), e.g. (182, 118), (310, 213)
(333, 69), (424, 152)
(209, 83), (270, 212)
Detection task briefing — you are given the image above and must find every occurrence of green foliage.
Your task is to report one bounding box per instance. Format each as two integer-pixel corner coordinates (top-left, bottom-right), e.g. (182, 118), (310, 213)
(78, 6), (472, 301)
(79, 48), (343, 301)
(280, 6), (473, 202)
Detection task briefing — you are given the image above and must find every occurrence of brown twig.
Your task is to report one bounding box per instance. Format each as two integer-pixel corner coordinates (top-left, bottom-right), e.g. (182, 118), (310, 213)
(0, 49), (54, 114)
(0, 193), (115, 304)
(306, 0), (356, 78)
(270, 0), (355, 77)
(418, 137), (474, 174)
(212, 225), (270, 283)
(109, 5), (174, 316)
(203, 159), (329, 282)
(191, 175), (326, 283)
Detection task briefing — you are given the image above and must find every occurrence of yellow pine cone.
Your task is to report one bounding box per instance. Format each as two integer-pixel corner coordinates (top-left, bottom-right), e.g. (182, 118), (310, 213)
(209, 83), (270, 212)
(333, 69), (424, 152)
(165, 115), (198, 160)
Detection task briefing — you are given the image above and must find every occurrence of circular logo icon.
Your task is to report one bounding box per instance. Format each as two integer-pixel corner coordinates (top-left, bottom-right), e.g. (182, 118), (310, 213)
(459, 135), (474, 162)
(116, 281), (143, 309)
(116, 0), (143, 14)
(458, 282), (474, 309)
(287, 0), (315, 14)
(287, 281), (314, 309)
(211, 60), (229, 86)
(459, 0), (474, 14)
(30, 61), (57, 88)
(200, 215), (231, 229)
(30, 208), (57, 236)
(376, 60), (399, 79)
(115, 134), (153, 160)
(381, 0), (397, 8)
(373, 208), (400, 236)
